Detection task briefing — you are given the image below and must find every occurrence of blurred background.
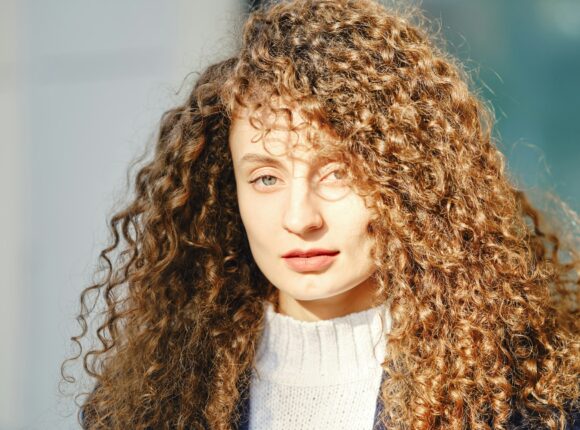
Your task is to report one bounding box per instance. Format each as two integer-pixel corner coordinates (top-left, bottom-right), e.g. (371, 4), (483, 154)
(1, 0), (578, 428)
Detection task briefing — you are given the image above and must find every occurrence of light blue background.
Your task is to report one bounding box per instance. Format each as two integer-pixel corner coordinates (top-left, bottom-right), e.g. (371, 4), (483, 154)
(423, 0), (580, 211)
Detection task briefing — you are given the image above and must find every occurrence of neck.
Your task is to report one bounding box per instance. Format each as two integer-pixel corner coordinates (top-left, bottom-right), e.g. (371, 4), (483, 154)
(276, 276), (379, 321)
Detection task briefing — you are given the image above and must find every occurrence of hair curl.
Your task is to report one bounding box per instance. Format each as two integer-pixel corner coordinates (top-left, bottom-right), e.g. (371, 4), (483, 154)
(61, 0), (579, 429)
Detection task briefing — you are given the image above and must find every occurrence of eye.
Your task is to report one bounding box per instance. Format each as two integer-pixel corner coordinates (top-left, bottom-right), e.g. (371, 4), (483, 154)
(321, 166), (346, 183)
(249, 174), (279, 188)
(316, 165), (351, 199)
(330, 169), (344, 180)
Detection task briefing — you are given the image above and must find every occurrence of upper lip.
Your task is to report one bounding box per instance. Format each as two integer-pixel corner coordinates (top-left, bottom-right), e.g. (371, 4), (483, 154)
(282, 248), (340, 258)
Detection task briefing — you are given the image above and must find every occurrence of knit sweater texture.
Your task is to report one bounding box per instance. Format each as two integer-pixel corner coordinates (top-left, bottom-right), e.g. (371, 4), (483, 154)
(247, 300), (392, 430)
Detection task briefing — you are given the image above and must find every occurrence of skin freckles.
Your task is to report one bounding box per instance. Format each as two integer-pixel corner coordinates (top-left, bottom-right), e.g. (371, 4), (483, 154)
(229, 105), (379, 321)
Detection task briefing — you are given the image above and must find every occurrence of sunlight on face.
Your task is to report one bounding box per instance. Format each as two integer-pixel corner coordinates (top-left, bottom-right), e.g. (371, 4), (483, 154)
(228, 104), (378, 320)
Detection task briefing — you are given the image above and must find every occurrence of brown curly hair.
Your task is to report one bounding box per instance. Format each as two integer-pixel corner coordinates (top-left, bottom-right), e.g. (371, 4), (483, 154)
(61, 0), (580, 429)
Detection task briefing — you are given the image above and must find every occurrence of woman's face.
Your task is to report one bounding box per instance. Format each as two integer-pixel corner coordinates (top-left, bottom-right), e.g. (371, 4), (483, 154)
(228, 105), (378, 320)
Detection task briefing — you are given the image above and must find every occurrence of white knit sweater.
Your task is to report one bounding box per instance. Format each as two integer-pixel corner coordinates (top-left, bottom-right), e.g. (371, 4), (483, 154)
(248, 300), (392, 430)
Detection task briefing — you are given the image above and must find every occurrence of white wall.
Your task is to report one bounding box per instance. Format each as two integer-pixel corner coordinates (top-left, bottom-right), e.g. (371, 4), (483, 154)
(0, 1), (244, 429)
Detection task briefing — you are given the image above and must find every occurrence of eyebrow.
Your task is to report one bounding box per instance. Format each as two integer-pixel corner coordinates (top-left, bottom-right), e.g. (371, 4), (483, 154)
(239, 153), (336, 172)
(240, 153), (286, 167)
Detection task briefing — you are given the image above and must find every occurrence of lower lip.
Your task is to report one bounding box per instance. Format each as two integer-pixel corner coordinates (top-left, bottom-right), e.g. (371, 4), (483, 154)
(283, 253), (339, 272)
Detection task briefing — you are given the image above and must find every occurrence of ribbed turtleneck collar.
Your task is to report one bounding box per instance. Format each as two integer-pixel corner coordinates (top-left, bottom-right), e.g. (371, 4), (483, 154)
(253, 300), (392, 386)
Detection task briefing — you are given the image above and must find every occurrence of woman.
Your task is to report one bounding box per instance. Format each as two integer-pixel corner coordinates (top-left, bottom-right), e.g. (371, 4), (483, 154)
(62, 0), (579, 428)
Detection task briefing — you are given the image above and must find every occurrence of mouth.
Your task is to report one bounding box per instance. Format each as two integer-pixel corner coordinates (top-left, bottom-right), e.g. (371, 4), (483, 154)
(282, 250), (340, 272)
(282, 249), (340, 258)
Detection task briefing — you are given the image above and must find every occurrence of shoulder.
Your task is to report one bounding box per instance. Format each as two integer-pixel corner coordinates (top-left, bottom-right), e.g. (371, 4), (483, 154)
(79, 383), (101, 429)
(506, 405), (580, 429)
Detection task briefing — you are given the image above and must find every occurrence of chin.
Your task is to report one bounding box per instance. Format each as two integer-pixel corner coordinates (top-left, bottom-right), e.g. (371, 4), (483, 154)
(292, 289), (345, 302)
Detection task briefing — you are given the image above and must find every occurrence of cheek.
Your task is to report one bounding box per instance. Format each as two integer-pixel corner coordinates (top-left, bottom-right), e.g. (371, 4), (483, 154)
(238, 199), (256, 232)
(336, 197), (373, 233)
(237, 192), (274, 238)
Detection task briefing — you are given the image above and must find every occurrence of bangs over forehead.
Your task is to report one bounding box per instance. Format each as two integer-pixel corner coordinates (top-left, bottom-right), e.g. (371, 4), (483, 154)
(228, 88), (349, 165)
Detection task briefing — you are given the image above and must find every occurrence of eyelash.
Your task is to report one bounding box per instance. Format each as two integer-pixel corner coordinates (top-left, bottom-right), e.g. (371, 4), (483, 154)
(248, 169), (344, 187)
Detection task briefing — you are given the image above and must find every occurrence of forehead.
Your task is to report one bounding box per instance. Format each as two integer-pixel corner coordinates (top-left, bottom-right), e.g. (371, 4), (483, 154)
(229, 103), (337, 164)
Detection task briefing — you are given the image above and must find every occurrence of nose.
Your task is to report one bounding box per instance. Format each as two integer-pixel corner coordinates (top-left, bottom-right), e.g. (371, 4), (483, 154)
(282, 176), (324, 235)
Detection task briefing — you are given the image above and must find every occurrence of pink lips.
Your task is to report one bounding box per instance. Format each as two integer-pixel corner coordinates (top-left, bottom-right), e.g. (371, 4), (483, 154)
(282, 249), (340, 272)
